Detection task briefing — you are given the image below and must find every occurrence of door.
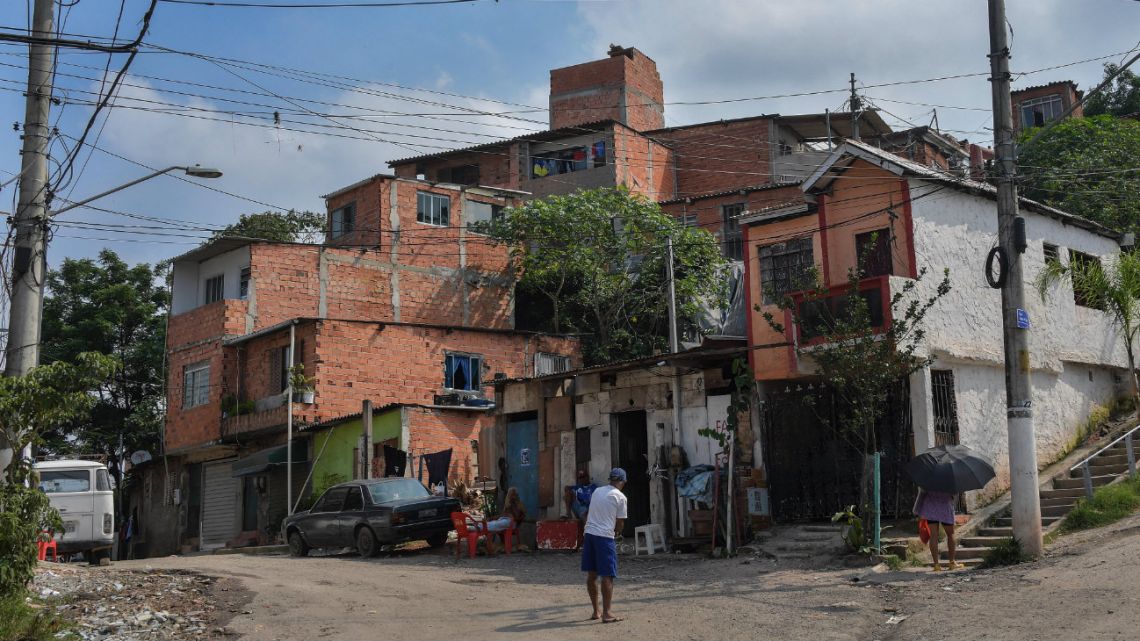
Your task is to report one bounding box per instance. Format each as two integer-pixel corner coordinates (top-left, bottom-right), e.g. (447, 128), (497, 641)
(305, 486), (348, 547)
(615, 410), (650, 537)
(201, 459), (240, 549)
(930, 369), (967, 512)
(241, 477), (258, 532)
(505, 416), (540, 521)
(337, 486), (366, 547)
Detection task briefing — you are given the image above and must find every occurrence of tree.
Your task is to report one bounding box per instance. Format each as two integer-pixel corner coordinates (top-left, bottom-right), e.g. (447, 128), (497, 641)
(215, 210), (325, 243)
(484, 188), (727, 365)
(40, 250), (169, 480)
(1084, 63), (1140, 118)
(1018, 115), (1140, 233)
(1037, 251), (1140, 406)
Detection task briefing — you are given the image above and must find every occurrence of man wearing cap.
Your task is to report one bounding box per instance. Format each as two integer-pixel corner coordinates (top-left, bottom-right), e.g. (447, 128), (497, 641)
(581, 467), (628, 624)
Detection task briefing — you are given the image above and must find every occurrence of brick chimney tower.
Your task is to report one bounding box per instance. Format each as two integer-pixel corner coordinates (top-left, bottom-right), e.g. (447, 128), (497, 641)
(549, 45), (665, 132)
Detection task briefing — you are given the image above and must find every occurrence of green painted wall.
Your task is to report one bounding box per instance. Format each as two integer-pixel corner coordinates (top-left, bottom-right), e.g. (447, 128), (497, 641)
(308, 408), (403, 495)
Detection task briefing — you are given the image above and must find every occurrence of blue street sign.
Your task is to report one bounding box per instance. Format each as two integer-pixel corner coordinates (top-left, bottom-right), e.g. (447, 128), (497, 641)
(1016, 308), (1030, 329)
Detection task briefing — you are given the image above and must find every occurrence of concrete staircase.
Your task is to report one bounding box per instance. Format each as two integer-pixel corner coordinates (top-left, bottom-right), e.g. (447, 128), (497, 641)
(756, 523), (846, 563)
(934, 432), (1138, 568)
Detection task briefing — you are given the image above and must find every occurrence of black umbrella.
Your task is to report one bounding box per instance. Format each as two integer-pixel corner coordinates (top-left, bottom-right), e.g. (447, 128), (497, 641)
(905, 444), (996, 493)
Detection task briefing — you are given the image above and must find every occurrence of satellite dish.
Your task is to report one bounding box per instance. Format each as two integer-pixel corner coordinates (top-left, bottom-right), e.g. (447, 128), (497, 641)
(130, 450), (152, 465)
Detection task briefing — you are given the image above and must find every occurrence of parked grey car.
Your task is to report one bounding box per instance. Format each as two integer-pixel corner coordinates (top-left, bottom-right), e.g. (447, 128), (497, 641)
(283, 478), (460, 557)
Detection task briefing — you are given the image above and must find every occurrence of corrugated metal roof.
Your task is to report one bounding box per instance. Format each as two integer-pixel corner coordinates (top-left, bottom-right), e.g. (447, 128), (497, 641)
(387, 120), (621, 167)
(493, 339), (747, 386)
(658, 181), (802, 205)
(298, 403), (405, 432)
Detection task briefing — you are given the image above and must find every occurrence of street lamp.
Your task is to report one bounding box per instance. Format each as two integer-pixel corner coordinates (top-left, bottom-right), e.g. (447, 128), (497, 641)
(52, 165), (223, 215)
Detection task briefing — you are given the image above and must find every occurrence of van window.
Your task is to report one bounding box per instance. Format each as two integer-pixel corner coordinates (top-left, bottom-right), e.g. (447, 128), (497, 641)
(96, 469), (111, 491)
(39, 470), (91, 493)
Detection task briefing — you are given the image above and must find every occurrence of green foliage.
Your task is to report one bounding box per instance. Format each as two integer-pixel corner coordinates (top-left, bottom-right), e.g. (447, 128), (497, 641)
(1036, 250), (1140, 402)
(482, 188), (727, 365)
(1060, 475), (1140, 533)
(1018, 115), (1140, 233)
(0, 483), (63, 598)
(41, 250), (169, 470)
(832, 505), (866, 551)
(980, 537), (1031, 568)
(289, 363), (314, 392)
(698, 357), (753, 448)
(1084, 63), (1140, 118)
(214, 210), (325, 243)
(882, 554), (902, 571)
(0, 594), (69, 641)
(0, 353), (118, 484)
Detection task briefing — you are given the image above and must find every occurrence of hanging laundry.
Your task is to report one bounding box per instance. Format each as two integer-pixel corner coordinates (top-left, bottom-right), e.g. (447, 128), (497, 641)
(383, 445), (407, 477)
(423, 449), (453, 496)
(591, 141), (607, 166)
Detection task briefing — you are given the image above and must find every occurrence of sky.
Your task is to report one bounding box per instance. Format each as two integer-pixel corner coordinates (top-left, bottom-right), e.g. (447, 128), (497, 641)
(0, 0), (1137, 271)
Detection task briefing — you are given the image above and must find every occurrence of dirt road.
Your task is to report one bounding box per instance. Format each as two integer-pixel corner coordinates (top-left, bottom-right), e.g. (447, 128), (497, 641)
(109, 513), (1140, 641)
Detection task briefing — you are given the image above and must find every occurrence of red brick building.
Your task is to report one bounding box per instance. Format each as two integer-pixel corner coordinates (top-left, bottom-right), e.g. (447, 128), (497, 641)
(162, 175), (578, 552)
(1011, 80), (1084, 132)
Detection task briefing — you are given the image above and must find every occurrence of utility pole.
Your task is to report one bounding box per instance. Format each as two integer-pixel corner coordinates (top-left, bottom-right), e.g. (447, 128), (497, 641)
(5, 0), (56, 377)
(849, 72), (861, 141)
(987, 0), (1043, 557)
(665, 235), (685, 536)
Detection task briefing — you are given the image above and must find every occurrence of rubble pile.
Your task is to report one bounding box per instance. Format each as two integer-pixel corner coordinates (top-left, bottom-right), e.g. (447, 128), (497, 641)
(32, 565), (234, 641)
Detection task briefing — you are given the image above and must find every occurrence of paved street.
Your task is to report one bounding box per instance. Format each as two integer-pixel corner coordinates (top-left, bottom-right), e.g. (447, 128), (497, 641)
(88, 511), (1140, 641)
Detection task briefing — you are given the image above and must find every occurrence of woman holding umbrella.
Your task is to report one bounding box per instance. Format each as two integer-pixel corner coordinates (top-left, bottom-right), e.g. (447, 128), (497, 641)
(906, 444), (997, 572)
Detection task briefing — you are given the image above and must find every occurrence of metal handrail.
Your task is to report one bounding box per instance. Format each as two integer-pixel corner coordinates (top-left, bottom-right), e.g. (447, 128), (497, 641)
(1068, 422), (1140, 499)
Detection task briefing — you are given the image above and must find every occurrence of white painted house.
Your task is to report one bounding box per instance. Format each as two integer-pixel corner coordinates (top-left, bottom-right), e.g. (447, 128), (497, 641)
(746, 140), (1127, 517)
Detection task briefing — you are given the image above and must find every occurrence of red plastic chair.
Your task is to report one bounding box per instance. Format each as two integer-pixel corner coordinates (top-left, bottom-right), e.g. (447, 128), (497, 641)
(450, 512), (515, 558)
(37, 531), (58, 562)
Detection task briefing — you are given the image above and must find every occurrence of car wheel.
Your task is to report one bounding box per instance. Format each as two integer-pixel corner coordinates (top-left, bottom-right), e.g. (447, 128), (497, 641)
(426, 532), (448, 549)
(288, 531), (310, 557)
(356, 526), (380, 558)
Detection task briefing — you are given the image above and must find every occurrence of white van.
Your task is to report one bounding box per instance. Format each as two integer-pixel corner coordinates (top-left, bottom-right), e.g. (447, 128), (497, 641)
(35, 459), (116, 560)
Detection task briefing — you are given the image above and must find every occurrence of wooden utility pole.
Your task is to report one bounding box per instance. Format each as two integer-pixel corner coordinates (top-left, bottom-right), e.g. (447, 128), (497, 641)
(5, 0), (55, 377)
(987, 0), (1043, 557)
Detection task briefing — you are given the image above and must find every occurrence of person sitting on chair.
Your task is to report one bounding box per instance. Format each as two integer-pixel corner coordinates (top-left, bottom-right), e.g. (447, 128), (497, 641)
(564, 469), (598, 523)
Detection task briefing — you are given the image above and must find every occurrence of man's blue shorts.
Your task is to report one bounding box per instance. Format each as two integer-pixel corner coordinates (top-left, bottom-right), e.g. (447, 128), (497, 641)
(571, 500), (588, 520)
(580, 533), (618, 578)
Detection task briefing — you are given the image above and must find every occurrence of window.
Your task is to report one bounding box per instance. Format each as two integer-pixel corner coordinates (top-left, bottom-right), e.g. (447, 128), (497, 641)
(204, 275), (224, 304)
(721, 203), (746, 261)
(96, 469), (111, 492)
(182, 362), (210, 409)
(437, 164), (480, 185)
(417, 191), (450, 226)
(342, 486), (364, 511)
(239, 267), (251, 299)
(1043, 243), (1060, 266)
(368, 478), (429, 504)
(758, 237), (814, 304)
(38, 470), (91, 493)
(445, 352), (482, 391)
(1020, 94), (1063, 128)
(269, 342), (304, 394)
(466, 200), (504, 226)
(331, 203), (356, 238)
(854, 228), (893, 277)
(1069, 250), (1103, 309)
(679, 213), (698, 228)
(312, 487), (348, 513)
(535, 352), (571, 376)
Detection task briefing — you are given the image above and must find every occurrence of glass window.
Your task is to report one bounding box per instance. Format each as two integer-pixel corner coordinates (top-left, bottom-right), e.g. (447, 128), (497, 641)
(331, 203), (356, 238)
(38, 470), (91, 493)
(1020, 94), (1063, 128)
(96, 469), (111, 492)
(466, 201), (503, 227)
(444, 353), (482, 391)
(679, 213), (698, 228)
(721, 203), (746, 261)
(758, 237), (815, 305)
(342, 487), (364, 511)
(204, 275), (224, 304)
(239, 267), (251, 299)
(854, 228), (893, 277)
(182, 362), (210, 409)
(312, 487), (348, 513)
(367, 479), (430, 505)
(417, 192), (450, 226)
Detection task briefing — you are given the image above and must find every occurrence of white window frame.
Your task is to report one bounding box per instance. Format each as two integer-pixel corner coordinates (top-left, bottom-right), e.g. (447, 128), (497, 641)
(183, 362), (211, 409)
(1020, 94), (1063, 128)
(417, 191), (450, 227)
(204, 274), (224, 304)
(444, 352), (482, 392)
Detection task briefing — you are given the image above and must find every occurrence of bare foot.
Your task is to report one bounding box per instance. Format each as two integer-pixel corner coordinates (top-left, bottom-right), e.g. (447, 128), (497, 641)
(589, 612), (600, 621)
(602, 615), (624, 624)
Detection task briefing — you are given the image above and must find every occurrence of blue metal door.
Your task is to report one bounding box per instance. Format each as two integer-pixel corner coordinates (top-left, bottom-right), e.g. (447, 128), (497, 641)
(505, 418), (539, 520)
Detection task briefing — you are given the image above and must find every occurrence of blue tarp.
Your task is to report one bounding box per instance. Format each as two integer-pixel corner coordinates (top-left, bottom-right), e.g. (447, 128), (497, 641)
(675, 464), (716, 505)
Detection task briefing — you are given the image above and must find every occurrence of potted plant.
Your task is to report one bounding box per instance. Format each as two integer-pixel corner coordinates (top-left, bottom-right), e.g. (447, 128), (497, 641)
(289, 364), (315, 403)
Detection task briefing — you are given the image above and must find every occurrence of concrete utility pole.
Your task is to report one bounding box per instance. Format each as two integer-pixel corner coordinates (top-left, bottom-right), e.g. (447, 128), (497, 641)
(987, 0), (1043, 557)
(665, 235), (685, 536)
(849, 72), (861, 141)
(5, 0), (56, 377)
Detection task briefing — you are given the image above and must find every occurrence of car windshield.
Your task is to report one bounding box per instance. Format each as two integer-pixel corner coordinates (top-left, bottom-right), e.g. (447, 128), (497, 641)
(368, 479), (430, 504)
(38, 470), (91, 493)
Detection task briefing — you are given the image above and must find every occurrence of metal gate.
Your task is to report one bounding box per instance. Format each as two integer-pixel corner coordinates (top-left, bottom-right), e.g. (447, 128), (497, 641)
(200, 459), (239, 549)
(931, 369), (967, 512)
(505, 417), (539, 520)
(761, 381), (916, 521)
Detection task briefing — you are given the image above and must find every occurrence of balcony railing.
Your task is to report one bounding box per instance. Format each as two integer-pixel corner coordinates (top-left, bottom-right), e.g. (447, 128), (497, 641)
(788, 275), (892, 344)
(222, 404), (288, 439)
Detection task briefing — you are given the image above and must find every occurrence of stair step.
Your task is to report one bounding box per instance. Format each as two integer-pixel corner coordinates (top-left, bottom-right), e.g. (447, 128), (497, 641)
(926, 558), (983, 569)
(799, 525), (843, 533)
(938, 547), (988, 560)
(1053, 475), (1116, 490)
(1041, 504), (1075, 518)
(978, 526), (1013, 537)
(1091, 454), (1132, 466)
(1039, 497), (1078, 509)
(991, 516), (1059, 528)
(1073, 463), (1129, 477)
(960, 536), (1008, 547)
(791, 532), (840, 543)
(1040, 487), (1091, 500)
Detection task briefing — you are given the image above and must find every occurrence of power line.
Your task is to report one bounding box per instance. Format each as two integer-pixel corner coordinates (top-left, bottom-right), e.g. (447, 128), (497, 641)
(157, 0), (481, 7)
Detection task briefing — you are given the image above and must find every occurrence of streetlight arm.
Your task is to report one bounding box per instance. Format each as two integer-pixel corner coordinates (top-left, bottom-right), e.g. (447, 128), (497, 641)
(51, 166), (183, 216)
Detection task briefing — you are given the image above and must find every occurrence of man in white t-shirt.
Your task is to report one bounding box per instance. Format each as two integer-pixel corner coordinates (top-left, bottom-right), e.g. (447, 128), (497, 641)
(580, 467), (628, 624)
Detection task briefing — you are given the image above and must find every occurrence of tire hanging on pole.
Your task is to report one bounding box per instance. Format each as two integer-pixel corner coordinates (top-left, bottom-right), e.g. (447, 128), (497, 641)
(985, 246), (1008, 289)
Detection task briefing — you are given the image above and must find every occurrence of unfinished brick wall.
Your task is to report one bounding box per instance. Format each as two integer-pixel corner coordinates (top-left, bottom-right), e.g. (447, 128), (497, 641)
(613, 125), (675, 200)
(549, 46), (665, 132)
(659, 184), (802, 253)
(406, 408), (494, 484)
(389, 144), (519, 191)
(166, 339), (227, 452)
(654, 117), (773, 196)
(1012, 81), (1083, 132)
